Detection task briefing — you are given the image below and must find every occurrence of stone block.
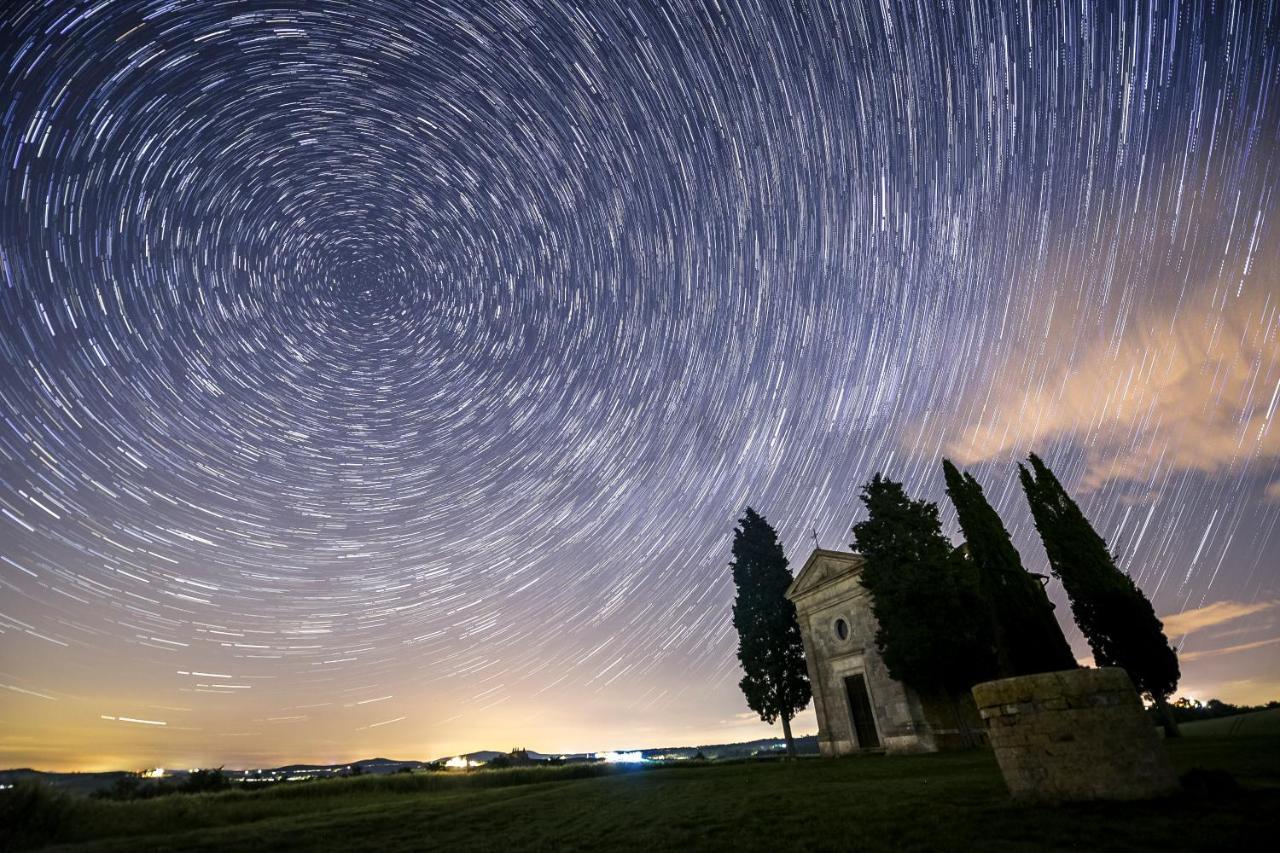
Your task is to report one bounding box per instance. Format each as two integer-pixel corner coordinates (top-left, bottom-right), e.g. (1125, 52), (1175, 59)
(972, 668), (1178, 803)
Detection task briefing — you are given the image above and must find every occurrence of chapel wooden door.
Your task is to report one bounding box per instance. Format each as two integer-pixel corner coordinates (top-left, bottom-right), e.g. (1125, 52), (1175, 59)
(844, 673), (880, 748)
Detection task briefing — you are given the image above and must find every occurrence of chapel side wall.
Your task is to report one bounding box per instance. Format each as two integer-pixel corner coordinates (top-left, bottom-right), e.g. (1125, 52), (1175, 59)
(796, 619), (836, 756)
(914, 686), (987, 750)
(857, 624), (929, 753)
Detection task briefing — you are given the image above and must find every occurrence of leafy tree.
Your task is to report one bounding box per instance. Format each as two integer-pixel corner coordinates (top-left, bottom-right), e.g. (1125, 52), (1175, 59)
(942, 459), (1077, 677)
(1018, 454), (1181, 736)
(851, 475), (995, 739)
(730, 507), (811, 758)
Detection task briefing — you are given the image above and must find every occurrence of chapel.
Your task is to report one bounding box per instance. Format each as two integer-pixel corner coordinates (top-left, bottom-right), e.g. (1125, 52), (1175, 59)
(785, 548), (981, 754)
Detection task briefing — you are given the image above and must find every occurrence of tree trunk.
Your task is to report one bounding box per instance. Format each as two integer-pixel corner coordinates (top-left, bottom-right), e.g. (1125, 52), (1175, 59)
(780, 712), (796, 759)
(1153, 694), (1181, 738)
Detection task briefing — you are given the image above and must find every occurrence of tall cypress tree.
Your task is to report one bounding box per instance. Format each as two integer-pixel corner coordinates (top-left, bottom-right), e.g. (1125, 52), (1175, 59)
(1018, 454), (1181, 736)
(730, 507), (811, 758)
(942, 459), (1077, 677)
(851, 475), (995, 736)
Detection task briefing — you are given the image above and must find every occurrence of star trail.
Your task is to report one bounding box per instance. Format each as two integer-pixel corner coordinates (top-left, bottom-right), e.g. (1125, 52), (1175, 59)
(1, 0), (1278, 770)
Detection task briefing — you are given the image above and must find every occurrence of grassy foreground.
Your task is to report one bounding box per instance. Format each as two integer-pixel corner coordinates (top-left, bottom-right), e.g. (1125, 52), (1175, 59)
(1179, 707), (1280, 737)
(8, 735), (1278, 852)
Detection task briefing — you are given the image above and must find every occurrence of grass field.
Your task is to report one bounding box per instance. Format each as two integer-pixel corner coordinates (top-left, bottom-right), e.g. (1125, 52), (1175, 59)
(1180, 707), (1280, 737)
(6, 735), (1278, 852)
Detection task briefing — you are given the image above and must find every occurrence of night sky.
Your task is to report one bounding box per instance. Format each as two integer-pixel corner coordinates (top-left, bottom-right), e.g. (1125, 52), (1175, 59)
(2, 0), (1278, 771)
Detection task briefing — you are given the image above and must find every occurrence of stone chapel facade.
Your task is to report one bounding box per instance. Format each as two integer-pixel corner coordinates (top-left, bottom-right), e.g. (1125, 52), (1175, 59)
(785, 548), (979, 755)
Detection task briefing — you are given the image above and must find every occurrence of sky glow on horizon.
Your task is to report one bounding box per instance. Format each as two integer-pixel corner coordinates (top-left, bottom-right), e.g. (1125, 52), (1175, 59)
(1, 0), (1278, 771)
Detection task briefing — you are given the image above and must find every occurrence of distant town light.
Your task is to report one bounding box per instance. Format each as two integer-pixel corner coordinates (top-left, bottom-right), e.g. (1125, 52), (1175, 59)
(596, 751), (645, 764)
(445, 755), (479, 769)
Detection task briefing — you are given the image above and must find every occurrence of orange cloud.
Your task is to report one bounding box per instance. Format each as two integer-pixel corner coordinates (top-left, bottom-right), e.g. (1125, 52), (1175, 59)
(932, 283), (1280, 490)
(1178, 677), (1280, 706)
(1161, 600), (1279, 638)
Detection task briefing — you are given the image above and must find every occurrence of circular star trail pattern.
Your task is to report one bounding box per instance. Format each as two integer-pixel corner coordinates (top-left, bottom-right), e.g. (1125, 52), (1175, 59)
(1, 1), (1278, 760)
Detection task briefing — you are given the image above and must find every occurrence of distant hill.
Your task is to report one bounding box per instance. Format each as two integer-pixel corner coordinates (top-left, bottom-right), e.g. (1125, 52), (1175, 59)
(2, 734), (821, 794)
(639, 734), (820, 760)
(0, 759), (430, 792)
(271, 758), (428, 774)
(433, 734), (820, 765)
(0, 768), (136, 796)
(430, 749), (595, 764)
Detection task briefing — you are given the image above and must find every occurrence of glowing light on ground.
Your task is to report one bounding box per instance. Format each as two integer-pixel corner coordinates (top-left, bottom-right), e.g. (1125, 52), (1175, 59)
(444, 756), (481, 769)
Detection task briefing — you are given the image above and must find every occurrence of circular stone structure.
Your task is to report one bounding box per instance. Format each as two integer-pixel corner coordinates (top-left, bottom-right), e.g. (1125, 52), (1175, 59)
(972, 668), (1178, 803)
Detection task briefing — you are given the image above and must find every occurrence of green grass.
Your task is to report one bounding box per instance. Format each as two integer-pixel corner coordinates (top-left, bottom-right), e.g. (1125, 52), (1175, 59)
(9, 736), (1278, 852)
(1180, 707), (1280, 737)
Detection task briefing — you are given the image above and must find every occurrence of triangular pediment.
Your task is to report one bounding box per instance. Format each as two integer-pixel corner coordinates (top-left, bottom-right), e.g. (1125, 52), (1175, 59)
(786, 548), (865, 600)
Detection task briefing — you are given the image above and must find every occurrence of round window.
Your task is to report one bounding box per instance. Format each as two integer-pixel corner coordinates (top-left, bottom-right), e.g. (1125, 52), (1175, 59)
(834, 618), (849, 641)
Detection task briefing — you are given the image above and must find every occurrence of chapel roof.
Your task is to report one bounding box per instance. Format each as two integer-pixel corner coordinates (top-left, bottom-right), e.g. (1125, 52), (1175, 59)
(785, 548), (866, 602)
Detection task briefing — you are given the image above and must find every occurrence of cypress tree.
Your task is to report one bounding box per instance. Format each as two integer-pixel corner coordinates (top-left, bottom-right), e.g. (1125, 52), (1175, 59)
(1018, 454), (1181, 736)
(851, 475), (996, 738)
(730, 507), (811, 758)
(942, 459), (1077, 677)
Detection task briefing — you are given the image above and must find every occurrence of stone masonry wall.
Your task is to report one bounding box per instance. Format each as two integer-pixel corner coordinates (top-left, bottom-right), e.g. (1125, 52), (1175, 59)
(972, 668), (1178, 802)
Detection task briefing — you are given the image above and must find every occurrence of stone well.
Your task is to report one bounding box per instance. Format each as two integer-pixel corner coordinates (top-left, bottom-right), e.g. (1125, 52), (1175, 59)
(972, 667), (1178, 803)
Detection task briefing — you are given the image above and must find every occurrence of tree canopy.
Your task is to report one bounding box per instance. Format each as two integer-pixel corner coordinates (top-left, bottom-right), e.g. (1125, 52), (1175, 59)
(1019, 454), (1180, 730)
(730, 507), (811, 758)
(942, 459), (1077, 677)
(851, 475), (995, 697)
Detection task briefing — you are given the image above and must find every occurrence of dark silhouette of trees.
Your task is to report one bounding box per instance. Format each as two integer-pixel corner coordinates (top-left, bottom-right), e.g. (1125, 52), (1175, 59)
(942, 459), (1077, 677)
(851, 475), (995, 739)
(1159, 696), (1280, 725)
(1019, 453), (1181, 736)
(181, 767), (230, 793)
(93, 775), (142, 800)
(730, 507), (811, 759)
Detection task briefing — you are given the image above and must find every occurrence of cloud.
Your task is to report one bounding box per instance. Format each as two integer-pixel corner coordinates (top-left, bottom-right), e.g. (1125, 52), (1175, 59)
(1179, 635), (1280, 663)
(1161, 600), (1279, 638)
(1267, 481), (1280, 502)
(1164, 599), (1280, 666)
(930, 284), (1280, 490)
